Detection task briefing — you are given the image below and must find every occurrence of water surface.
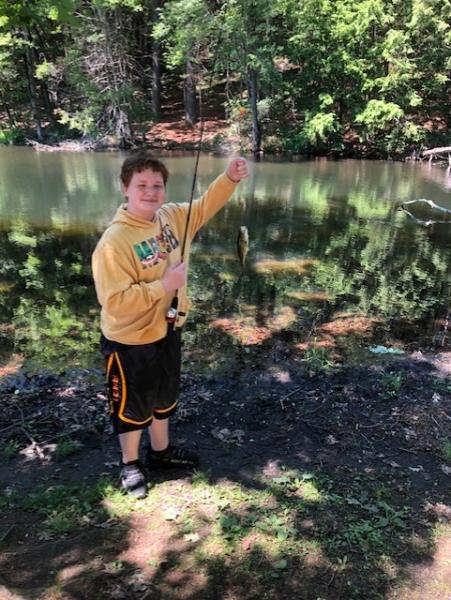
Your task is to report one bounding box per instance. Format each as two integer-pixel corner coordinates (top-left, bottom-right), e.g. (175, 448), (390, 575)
(1, 147), (450, 372)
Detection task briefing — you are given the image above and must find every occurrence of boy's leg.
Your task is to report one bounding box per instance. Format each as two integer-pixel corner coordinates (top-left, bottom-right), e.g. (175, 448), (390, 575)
(148, 417), (169, 451)
(118, 429), (147, 499)
(145, 331), (198, 468)
(119, 429), (144, 463)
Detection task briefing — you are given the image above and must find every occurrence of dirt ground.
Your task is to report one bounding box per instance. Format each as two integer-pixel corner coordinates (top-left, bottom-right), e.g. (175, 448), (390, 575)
(0, 344), (450, 600)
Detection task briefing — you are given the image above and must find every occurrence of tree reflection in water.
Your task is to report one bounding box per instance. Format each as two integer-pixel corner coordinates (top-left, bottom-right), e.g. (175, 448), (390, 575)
(1, 168), (451, 373)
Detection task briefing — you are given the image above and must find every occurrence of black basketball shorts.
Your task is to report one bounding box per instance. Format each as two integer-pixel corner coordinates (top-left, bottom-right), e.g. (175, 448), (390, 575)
(104, 329), (181, 434)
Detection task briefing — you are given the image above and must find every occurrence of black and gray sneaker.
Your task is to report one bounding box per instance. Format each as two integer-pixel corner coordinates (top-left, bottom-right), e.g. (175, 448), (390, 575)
(147, 444), (199, 469)
(120, 460), (147, 499)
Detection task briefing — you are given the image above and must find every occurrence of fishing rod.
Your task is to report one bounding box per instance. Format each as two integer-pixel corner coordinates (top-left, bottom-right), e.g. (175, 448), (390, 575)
(165, 53), (216, 328)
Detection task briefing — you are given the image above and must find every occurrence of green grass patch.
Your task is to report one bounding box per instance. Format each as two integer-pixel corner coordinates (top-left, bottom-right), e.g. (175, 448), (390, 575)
(55, 438), (83, 460)
(442, 439), (451, 463)
(379, 371), (404, 398)
(303, 344), (335, 373)
(2, 439), (20, 460)
(24, 479), (113, 534)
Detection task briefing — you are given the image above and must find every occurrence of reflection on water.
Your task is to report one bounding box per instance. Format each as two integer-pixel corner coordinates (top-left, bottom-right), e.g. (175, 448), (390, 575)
(0, 147), (450, 371)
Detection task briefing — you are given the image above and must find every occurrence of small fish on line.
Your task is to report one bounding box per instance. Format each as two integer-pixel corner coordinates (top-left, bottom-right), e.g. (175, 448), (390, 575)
(237, 225), (249, 267)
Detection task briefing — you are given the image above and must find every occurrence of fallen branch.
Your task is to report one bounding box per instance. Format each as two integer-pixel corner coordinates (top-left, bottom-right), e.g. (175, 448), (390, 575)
(20, 426), (46, 461)
(422, 146), (451, 165)
(399, 446), (419, 455)
(0, 524), (14, 544)
(422, 146), (451, 156)
(399, 198), (451, 226)
(0, 420), (22, 435)
(279, 386), (304, 409)
(401, 198), (451, 214)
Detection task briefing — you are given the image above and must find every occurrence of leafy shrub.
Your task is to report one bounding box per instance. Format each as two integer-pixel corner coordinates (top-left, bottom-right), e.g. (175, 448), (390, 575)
(0, 128), (26, 145)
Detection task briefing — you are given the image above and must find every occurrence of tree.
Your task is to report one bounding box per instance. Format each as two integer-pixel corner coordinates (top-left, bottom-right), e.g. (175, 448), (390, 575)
(0, 0), (77, 140)
(217, 0), (283, 157)
(61, 0), (145, 146)
(153, 0), (217, 127)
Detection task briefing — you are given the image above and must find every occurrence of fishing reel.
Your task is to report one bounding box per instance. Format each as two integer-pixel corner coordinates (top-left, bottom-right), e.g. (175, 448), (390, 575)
(165, 295), (185, 325)
(165, 306), (178, 324)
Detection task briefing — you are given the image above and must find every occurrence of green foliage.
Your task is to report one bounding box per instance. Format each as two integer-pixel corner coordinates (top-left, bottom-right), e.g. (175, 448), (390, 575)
(0, 0), (448, 154)
(356, 100), (404, 138)
(24, 480), (111, 534)
(7, 221), (38, 247)
(0, 223), (100, 371)
(55, 438), (83, 460)
(0, 128), (25, 145)
(35, 60), (58, 80)
(18, 253), (44, 289)
(297, 110), (343, 152)
(379, 372), (403, 399)
(2, 439), (20, 460)
(12, 296), (99, 371)
(154, 0), (213, 70)
(302, 344), (335, 373)
(55, 107), (96, 136)
(443, 439), (451, 463)
(354, 99), (426, 155)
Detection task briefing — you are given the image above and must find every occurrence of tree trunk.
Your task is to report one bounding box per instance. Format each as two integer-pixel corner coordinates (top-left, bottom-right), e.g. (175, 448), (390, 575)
(40, 81), (58, 129)
(115, 107), (132, 149)
(24, 29), (44, 141)
(150, 0), (162, 119)
(97, 6), (132, 148)
(184, 57), (197, 127)
(225, 66), (232, 103)
(151, 40), (161, 119)
(1, 96), (16, 128)
(247, 67), (261, 158)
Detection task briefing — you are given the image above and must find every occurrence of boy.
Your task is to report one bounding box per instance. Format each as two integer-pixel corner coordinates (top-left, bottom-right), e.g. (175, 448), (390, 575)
(92, 151), (248, 498)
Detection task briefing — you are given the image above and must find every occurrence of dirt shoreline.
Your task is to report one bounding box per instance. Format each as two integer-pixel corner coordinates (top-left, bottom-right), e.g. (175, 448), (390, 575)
(10, 118), (447, 162)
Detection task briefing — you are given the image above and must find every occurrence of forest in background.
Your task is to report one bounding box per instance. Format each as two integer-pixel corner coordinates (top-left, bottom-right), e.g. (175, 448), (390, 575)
(0, 0), (449, 158)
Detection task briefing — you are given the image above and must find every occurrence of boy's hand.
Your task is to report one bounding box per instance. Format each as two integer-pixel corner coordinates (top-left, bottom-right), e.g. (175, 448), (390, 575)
(162, 262), (186, 293)
(226, 157), (249, 183)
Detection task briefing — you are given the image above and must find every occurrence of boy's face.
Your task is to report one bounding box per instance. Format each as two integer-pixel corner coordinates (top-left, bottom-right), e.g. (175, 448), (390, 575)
(122, 169), (165, 221)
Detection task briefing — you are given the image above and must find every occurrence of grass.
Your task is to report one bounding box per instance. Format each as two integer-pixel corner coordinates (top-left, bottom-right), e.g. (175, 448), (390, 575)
(6, 464), (447, 599)
(2, 439), (20, 460)
(23, 479), (112, 534)
(302, 344), (335, 373)
(442, 438), (451, 463)
(379, 371), (404, 398)
(54, 438), (83, 460)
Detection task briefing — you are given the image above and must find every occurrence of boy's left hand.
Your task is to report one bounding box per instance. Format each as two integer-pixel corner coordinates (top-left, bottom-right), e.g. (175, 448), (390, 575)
(226, 157), (249, 183)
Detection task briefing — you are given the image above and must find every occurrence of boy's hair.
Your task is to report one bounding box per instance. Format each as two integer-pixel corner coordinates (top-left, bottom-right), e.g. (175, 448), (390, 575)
(120, 151), (169, 188)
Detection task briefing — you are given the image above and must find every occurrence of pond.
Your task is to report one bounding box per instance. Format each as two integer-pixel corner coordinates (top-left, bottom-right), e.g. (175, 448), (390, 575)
(0, 147), (450, 374)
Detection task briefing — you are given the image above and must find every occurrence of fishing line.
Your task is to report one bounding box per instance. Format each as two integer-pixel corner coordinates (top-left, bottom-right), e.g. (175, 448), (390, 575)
(166, 36), (222, 326)
(180, 84), (206, 260)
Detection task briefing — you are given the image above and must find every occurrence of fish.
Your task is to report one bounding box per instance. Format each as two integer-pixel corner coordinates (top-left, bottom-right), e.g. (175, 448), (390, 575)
(237, 225), (249, 268)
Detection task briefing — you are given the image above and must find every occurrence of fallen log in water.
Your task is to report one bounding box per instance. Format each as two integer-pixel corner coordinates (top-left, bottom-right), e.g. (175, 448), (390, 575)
(27, 138), (96, 152)
(400, 198), (451, 226)
(422, 146), (451, 164)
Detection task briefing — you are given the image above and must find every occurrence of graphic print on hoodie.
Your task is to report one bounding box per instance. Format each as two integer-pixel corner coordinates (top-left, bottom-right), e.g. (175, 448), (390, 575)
(133, 221), (180, 268)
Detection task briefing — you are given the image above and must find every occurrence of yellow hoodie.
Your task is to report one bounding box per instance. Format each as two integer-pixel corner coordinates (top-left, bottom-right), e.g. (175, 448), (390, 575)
(92, 172), (237, 345)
